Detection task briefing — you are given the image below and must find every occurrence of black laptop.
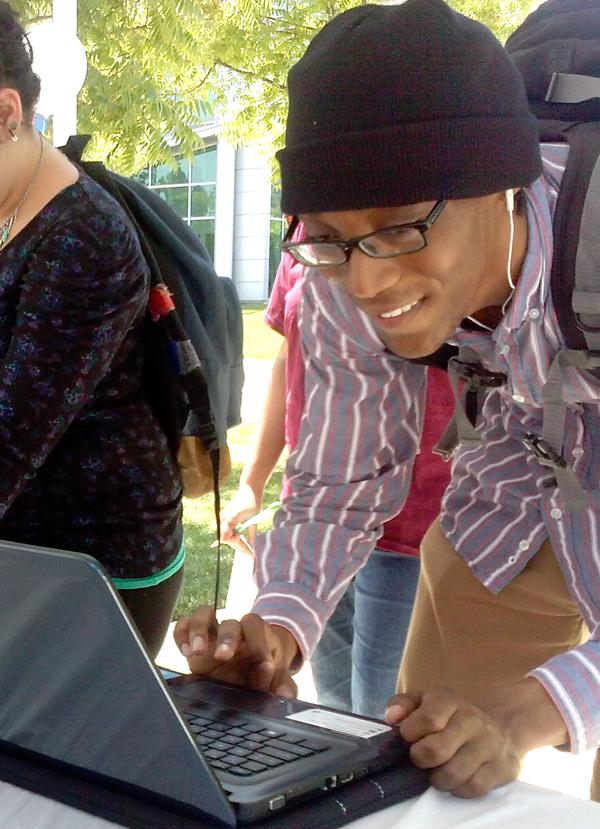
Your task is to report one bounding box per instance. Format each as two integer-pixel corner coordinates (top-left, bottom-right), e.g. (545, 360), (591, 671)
(0, 541), (428, 826)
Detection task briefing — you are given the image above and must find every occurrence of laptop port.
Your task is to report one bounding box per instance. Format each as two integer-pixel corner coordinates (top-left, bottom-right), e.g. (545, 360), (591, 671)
(338, 771), (354, 785)
(268, 795), (286, 811)
(323, 775), (338, 790)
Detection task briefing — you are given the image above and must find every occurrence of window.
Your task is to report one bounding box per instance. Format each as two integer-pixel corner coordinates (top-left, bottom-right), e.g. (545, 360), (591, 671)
(139, 146), (217, 259)
(269, 186), (287, 291)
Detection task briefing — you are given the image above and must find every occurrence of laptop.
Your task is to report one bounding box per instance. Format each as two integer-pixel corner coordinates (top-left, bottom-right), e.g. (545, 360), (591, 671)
(0, 540), (428, 825)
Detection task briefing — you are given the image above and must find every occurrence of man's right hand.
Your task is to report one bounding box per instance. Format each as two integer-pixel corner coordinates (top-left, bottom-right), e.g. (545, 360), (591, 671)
(173, 606), (299, 697)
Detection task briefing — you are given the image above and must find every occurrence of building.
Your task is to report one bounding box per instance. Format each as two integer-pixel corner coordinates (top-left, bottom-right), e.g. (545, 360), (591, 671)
(136, 122), (285, 303)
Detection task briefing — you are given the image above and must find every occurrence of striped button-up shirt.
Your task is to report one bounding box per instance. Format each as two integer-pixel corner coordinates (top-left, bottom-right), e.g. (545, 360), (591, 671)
(252, 145), (600, 753)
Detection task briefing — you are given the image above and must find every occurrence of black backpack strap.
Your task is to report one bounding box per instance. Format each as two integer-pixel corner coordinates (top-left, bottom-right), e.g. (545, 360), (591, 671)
(434, 346), (506, 461)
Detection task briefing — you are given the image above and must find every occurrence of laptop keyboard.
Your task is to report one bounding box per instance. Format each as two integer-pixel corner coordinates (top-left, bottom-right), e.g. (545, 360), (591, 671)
(184, 709), (330, 777)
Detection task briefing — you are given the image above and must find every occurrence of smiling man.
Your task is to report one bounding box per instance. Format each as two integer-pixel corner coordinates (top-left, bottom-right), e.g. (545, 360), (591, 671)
(175, 0), (600, 800)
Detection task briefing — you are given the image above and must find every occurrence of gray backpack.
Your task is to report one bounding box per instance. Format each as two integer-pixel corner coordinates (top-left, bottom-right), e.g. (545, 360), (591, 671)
(433, 0), (600, 511)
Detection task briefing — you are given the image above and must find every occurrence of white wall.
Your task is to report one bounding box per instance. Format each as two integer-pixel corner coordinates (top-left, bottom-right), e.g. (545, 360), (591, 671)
(213, 141), (236, 280)
(232, 146), (271, 302)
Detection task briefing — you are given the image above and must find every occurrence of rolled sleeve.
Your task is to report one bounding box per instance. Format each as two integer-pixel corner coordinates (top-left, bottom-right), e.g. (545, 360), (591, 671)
(252, 271), (426, 660)
(530, 640), (600, 753)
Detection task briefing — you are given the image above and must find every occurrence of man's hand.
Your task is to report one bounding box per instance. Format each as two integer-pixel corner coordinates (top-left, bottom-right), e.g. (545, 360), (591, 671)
(384, 689), (522, 798)
(173, 607), (299, 697)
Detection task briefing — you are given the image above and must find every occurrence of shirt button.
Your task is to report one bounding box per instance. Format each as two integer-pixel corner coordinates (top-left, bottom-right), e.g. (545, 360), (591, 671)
(528, 308), (540, 320)
(508, 556), (517, 565)
(499, 345), (510, 356)
(551, 508), (563, 520)
(512, 392), (525, 403)
(518, 540), (530, 551)
(572, 447), (584, 457)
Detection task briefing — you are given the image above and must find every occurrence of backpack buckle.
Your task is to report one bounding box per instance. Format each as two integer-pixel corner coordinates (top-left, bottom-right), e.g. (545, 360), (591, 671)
(523, 434), (567, 469)
(453, 361), (506, 389)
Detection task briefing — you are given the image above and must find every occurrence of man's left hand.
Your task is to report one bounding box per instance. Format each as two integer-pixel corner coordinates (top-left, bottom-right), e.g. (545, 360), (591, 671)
(384, 688), (522, 798)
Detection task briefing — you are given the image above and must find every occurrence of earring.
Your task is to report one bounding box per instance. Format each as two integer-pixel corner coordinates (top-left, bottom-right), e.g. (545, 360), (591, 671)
(8, 122), (18, 142)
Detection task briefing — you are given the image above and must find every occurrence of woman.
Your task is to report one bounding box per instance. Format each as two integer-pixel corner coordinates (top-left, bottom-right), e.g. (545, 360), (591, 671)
(0, 3), (183, 657)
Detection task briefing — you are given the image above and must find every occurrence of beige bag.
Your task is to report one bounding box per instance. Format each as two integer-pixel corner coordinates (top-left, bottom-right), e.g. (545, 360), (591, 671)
(177, 437), (232, 499)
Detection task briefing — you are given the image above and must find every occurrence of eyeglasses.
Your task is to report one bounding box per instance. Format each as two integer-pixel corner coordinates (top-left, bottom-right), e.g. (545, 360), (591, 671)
(282, 200), (447, 268)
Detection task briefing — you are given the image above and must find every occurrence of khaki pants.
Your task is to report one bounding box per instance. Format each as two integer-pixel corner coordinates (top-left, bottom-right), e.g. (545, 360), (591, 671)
(398, 518), (600, 801)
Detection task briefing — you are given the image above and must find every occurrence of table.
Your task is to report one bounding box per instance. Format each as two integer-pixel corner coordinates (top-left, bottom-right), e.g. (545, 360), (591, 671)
(1, 779), (599, 829)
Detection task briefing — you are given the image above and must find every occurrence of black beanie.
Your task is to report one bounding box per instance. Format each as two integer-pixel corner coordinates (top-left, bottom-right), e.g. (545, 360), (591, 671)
(277, 0), (543, 214)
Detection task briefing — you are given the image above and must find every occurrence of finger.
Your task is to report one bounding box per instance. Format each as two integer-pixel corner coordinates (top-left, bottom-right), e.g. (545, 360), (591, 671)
(214, 619), (244, 661)
(273, 669), (297, 698)
(428, 736), (492, 792)
(449, 755), (519, 799)
(397, 690), (458, 743)
(239, 614), (278, 691)
(408, 706), (483, 770)
(217, 532), (255, 555)
(247, 525), (257, 546)
(384, 692), (421, 725)
(174, 606), (218, 657)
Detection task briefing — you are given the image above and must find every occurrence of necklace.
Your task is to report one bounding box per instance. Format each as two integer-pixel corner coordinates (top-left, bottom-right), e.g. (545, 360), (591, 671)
(0, 133), (45, 250)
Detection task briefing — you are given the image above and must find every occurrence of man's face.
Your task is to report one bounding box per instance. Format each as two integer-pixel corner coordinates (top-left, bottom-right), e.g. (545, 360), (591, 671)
(300, 194), (517, 359)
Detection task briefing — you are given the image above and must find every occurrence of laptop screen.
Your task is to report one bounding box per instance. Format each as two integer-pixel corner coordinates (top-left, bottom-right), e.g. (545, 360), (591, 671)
(0, 540), (235, 827)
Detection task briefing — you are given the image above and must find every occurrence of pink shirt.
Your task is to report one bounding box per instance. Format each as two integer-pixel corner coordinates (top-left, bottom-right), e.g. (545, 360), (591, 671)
(265, 227), (453, 554)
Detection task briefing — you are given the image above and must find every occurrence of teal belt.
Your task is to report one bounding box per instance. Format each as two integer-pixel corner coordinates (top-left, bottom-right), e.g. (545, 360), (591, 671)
(112, 544), (185, 590)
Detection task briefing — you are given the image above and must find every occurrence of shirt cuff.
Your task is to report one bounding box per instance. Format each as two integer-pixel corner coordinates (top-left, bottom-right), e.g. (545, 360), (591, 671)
(251, 581), (329, 670)
(528, 641), (600, 754)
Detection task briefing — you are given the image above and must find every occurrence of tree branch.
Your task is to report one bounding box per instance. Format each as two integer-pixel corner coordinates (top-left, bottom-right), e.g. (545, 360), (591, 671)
(215, 60), (286, 91)
(191, 64), (216, 92)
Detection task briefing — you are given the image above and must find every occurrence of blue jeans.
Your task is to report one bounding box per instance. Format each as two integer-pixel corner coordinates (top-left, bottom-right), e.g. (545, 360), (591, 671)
(310, 549), (420, 719)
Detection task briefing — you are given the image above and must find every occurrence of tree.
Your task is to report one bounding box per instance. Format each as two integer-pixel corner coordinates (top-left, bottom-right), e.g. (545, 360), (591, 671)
(11, 0), (534, 175)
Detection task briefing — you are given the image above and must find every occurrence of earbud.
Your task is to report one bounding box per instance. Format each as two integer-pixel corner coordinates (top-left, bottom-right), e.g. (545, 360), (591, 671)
(505, 189), (514, 214)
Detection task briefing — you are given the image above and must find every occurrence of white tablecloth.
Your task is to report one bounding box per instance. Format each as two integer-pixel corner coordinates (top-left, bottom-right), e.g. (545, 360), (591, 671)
(1, 780), (599, 829)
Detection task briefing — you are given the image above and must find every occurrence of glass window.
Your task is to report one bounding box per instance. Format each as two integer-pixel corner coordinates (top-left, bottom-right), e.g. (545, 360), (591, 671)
(191, 184), (216, 217)
(192, 148), (217, 183)
(270, 185), (283, 216)
(151, 158), (189, 186)
(154, 186), (189, 215)
(269, 186), (287, 290)
(190, 220), (215, 259)
(138, 144), (218, 264)
(269, 220), (286, 290)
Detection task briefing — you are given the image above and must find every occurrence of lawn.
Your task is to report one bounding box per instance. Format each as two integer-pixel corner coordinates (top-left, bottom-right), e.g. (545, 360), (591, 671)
(176, 304), (284, 619)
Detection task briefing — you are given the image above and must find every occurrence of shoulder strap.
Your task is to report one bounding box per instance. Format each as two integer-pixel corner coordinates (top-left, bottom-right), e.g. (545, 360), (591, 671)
(549, 122), (600, 352)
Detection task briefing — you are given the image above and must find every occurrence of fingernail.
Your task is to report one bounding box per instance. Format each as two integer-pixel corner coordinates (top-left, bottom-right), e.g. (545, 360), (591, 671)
(384, 704), (402, 723)
(180, 642), (191, 657)
(215, 642), (232, 656)
(192, 635), (205, 653)
(258, 660), (273, 673)
(276, 684), (294, 698)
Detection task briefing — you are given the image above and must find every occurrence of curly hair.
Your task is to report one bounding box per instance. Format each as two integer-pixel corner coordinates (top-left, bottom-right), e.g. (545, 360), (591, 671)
(0, 2), (40, 117)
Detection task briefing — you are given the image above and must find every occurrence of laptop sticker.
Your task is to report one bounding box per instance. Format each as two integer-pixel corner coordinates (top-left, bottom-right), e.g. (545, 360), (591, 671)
(286, 708), (391, 739)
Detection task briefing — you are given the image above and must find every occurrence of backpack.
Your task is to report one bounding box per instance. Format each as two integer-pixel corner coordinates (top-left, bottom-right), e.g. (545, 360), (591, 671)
(60, 136), (244, 579)
(430, 0), (600, 511)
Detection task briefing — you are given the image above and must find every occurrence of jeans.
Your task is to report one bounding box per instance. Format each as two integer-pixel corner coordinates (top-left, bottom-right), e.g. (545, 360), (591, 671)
(310, 549), (420, 719)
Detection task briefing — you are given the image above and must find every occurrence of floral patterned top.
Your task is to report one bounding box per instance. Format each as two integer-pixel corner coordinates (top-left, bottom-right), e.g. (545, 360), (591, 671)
(0, 172), (182, 578)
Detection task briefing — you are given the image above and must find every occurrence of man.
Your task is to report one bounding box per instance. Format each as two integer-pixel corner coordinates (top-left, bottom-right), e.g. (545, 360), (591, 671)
(175, 0), (600, 800)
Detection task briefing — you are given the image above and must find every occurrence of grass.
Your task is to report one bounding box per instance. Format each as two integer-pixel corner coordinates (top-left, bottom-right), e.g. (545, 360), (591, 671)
(239, 304), (283, 361)
(176, 305), (283, 619)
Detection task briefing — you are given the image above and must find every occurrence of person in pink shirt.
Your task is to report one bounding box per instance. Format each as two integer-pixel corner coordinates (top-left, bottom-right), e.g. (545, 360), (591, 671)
(221, 221), (454, 718)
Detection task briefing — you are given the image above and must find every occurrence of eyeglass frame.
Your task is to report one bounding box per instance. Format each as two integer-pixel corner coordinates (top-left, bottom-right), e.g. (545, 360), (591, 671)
(281, 199), (448, 267)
